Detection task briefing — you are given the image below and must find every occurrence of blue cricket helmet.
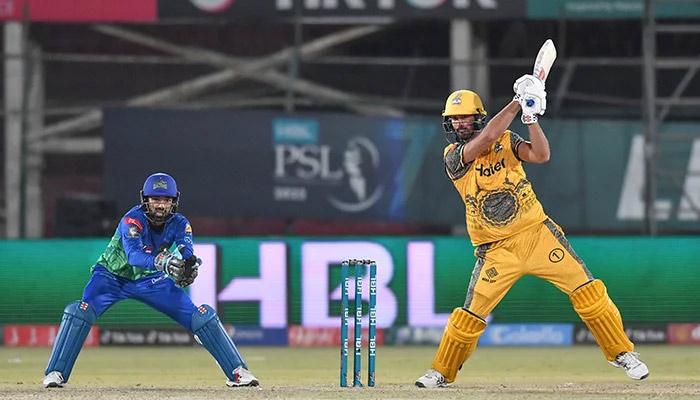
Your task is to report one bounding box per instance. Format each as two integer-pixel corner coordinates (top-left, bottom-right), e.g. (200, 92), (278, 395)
(142, 173), (178, 197)
(140, 173), (180, 223)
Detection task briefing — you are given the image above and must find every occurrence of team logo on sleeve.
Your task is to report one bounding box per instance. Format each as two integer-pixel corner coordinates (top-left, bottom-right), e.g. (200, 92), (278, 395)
(185, 224), (192, 234)
(125, 217), (142, 238)
(127, 225), (140, 238)
(124, 217), (143, 231)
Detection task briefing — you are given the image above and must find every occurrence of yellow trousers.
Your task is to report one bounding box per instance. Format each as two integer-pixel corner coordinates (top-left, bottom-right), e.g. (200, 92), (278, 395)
(465, 218), (594, 317)
(430, 219), (634, 381)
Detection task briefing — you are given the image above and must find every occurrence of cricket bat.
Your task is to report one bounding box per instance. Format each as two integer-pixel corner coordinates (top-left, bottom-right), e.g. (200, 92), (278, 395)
(526, 39), (557, 107)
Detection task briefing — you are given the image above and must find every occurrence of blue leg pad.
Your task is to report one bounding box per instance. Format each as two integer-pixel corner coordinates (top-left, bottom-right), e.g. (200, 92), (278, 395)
(191, 304), (246, 380)
(45, 301), (97, 382)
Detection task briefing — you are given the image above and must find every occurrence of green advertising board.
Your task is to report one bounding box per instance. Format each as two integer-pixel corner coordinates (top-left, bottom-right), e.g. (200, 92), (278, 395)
(1, 237), (698, 327)
(528, 0), (700, 19)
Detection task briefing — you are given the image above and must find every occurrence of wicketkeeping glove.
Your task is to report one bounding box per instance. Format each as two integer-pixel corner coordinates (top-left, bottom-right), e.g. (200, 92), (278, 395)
(175, 255), (201, 288)
(154, 245), (186, 281)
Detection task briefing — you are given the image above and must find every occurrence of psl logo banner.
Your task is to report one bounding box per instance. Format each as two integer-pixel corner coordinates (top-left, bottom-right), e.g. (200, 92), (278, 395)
(272, 118), (384, 213)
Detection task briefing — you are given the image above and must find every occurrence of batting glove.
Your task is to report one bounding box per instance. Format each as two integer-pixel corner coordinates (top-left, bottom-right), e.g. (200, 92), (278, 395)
(513, 74), (545, 102)
(518, 87), (547, 116)
(521, 113), (539, 125)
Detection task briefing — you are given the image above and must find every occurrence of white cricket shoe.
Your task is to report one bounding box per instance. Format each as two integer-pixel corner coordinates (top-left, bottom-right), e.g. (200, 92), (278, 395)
(43, 371), (65, 388)
(610, 352), (649, 380)
(415, 369), (450, 388)
(226, 366), (260, 387)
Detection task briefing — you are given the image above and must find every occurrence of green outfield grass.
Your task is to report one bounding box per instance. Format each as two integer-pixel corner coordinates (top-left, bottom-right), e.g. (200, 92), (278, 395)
(1, 345), (699, 399)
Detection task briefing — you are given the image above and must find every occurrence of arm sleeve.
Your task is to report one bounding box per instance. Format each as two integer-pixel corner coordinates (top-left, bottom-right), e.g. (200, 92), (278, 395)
(509, 131), (527, 162)
(120, 217), (156, 269)
(444, 143), (471, 180)
(174, 218), (194, 259)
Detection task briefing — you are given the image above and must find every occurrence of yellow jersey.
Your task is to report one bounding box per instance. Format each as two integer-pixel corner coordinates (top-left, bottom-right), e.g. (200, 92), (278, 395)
(444, 131), (547, 246)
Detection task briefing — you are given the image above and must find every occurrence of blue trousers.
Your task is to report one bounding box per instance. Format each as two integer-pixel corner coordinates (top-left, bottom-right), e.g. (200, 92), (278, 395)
(83, 266), (197, 330)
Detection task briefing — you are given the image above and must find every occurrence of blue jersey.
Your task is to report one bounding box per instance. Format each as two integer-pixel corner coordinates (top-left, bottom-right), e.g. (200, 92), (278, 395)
(93, 205), (194, 280)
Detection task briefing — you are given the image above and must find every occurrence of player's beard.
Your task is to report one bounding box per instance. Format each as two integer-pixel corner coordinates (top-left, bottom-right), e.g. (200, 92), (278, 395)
(148, 204), (172, 225)
(457, 127), (479, 142)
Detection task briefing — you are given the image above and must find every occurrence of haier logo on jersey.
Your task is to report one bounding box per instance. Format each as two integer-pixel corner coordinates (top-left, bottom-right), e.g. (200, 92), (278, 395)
(475, 158), (505, 177)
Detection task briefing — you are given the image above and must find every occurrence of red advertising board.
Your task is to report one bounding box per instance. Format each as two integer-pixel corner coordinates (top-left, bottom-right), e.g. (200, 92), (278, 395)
(667, 323), (700, 345)
(158, 0), (526, 21)
(4, 325), (99, 347)
(0, 0), (156, 22)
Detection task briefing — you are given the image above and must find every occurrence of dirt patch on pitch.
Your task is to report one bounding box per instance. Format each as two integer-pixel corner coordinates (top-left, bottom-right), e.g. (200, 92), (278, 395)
(2, 382), (700, 400)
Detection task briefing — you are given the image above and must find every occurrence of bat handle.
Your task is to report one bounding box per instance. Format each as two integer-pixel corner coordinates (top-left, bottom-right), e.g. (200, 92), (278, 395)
(525, 99), (534, 107)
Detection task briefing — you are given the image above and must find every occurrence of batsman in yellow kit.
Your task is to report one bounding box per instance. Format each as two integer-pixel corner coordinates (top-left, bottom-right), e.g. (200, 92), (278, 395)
(415, 75), (650, 388)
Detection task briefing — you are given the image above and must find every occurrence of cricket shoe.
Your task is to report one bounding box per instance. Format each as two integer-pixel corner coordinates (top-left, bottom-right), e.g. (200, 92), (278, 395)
(415, 369), (450, 388)
(610, 351), (649, 380)
(226, 366), (260, 387)
(43, 371), (65, 388)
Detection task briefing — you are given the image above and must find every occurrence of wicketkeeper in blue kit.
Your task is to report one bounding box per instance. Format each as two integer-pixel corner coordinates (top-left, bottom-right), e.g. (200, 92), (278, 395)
(43, 172), (259, 388)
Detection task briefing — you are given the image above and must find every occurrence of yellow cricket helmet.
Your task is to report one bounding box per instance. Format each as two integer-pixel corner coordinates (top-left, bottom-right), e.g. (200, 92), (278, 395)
(442, 90), (488, 142)
(442, 90), (487, 117)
